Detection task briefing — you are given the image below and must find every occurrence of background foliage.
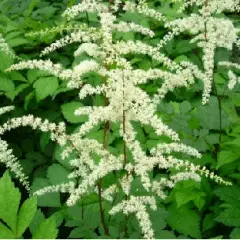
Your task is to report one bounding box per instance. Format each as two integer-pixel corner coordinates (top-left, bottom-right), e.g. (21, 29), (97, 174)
(0, 0), (240, 238)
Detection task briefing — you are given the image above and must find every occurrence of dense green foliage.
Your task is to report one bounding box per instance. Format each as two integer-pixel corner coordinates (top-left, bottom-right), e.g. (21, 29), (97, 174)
(0, 0), (240, 238)
(0, 171), (58, 238)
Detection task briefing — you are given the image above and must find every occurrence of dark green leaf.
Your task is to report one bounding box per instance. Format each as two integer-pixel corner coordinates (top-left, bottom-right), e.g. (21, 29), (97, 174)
(61, 101), (88, 123)
(33, 76), (58, 102)
(32, 216), (58, 239)
(167, 204), (201, 238)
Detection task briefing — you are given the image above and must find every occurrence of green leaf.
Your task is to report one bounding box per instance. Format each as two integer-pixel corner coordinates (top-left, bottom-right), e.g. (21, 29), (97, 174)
(122, 32), (135, 41)
(131, 177), (149, 195)
(27, 69), (49, 83)
(175, 40), (196, 54)
(24, 92), (35, 109)
(215, 186), (240, 208)
(16, 197), (37, 237)
(214, 73), (226, 84)
(40, 132), (51, 151)
(179, 101), (192, 114)
(0, 171), (21, 232)
(69, 227), (85, 238)
(26, 151), (47, 165)
(47, 163), (70, 185)
(83, 203), (101, 229)
(87, 129), (116, 145)
(61, 101), (88, 123)
(29, 210), (45, 234)
(32, 216), (58, 239)
(69, 226), (98, 238)
(5, 31), (22, 42)
(0, 222), (15, 239)
(196, 96), (229, 130)
(51, 211), (64, 227)
(5, 83), (29, 100)
(175, 189), (205, 209)
(9, 71), (27, 82)
(202, 213), (215, 232)
(25, 0), (41, 17)
(8, 38), (29, 48)
(34, 6), (57, 19)
(0, 171), (38, 237)
(155, 230), (175, 239)
(146, 139), (161, 150)
(221, 137), (240, 151)
(217, 150), (240, 169)
(0, 77), (15, 92)
(215, 48), (231, 62)
(94, 94), (105, 106)
(33, 77), (58, 102)
(230, 228), (240, 239)
(174, 55), (189, 64)
(0, 51), (14, 71)
(132, 123), (146, 143)
(150, 208), (169, 238)
(109, 226), (119, 238)
(31, 178), (61, 207)
(215, 208), (240, 227)
(167, 204), (201, 238)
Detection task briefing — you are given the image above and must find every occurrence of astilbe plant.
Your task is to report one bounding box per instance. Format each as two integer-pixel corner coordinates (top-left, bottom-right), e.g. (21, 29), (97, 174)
(1, 0), (238, 238)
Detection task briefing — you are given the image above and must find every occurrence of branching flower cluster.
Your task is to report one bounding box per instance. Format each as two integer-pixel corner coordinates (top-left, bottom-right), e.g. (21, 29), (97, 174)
(1, 0), (238, 238)
(164, 0), (240, 104)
